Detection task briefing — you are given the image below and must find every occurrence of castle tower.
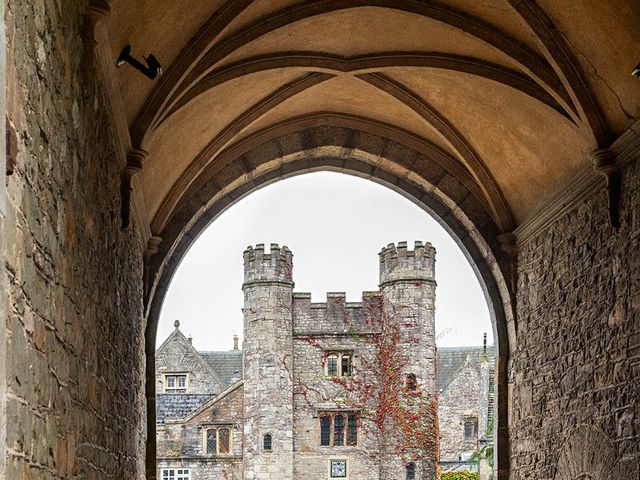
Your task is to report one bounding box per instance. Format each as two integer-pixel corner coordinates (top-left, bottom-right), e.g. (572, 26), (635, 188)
(378, 241), (438, 479)
(242, 244), (294, 479)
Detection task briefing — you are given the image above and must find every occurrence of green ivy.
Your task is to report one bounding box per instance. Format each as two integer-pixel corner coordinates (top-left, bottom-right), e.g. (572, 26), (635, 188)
(439, 471), (478, 480)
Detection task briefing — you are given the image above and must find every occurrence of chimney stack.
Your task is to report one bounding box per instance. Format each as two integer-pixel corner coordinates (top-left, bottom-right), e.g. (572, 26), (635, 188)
(233, 334), (239, 350)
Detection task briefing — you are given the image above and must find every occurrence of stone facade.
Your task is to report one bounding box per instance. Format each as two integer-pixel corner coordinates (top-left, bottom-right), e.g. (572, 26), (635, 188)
(157, 242), (454, 479)
(4, 1), (146, 479)
(437, 346), (494, 468)
(158, 383), (244, 480)
(510, 157), (640, 479)
(156, 325), (225, 396)
(155, 242), (494, 479)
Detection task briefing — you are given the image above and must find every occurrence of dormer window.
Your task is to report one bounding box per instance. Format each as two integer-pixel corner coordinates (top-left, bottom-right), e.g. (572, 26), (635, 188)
(325, 352), (353, 377)
(164, 374), (188, 393)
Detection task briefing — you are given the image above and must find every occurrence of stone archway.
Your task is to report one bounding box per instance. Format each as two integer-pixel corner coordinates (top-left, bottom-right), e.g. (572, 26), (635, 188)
(143, 123), (517, 479)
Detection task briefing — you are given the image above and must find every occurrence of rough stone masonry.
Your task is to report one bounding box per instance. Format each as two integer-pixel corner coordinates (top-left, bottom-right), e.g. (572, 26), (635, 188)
(4, 1), (146, 478)
(242, 242), (438, 480)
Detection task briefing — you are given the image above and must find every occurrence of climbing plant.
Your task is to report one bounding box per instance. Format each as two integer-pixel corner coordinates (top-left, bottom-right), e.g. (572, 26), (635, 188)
(295, 295), (438, 463)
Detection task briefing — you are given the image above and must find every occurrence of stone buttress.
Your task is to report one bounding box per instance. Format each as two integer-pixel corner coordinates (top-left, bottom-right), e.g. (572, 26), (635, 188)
(379, 241), (438, 479)
(242, 244), (294, 479)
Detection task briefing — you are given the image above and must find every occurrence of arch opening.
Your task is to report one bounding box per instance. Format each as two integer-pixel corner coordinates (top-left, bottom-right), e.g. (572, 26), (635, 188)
(145, 128), (515, 480)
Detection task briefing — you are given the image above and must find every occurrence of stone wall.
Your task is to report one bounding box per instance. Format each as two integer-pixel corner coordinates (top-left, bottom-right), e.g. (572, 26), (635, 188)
(157, 385), (243, 480)
(376, 242), (437, 479)
(438, 363), (482, 460)
(510, 156), (640, 478)
(291, 334), (382, 479)
(156, 327), (224, 395)
(4, 1), (146, 478)
(242, 245), (295, 479)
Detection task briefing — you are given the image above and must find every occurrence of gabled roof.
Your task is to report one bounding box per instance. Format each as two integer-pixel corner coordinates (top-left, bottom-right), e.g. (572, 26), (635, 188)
(156, 325), (226, 392)
(156, 394), (214, 423)
(200, 350), (243, 387)
(436, 345), (495, 393)
(182, 380), (243, 423)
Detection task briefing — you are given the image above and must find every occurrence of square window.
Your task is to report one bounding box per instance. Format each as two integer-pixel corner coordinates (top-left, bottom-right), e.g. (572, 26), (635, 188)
(160, 469), (190, 480)
(464, 418), (478, 440)
(177, 376), (186, 388)
(167, 377), (175, 388)
(330, 459), (348, 478)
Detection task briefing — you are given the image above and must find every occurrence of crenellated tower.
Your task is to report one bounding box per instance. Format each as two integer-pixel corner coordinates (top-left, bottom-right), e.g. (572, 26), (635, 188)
(379, 241), (438, 479)
(242, 244), (294, 479)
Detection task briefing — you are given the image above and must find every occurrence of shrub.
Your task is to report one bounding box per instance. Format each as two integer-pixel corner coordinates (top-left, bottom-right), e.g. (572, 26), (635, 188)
(439, 471), (478, 480)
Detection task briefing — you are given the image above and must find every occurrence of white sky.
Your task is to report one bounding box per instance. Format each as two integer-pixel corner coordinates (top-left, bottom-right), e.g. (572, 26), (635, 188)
(157, 172), (493, 352)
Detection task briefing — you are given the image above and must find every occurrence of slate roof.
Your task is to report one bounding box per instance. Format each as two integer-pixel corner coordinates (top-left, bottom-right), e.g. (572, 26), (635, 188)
(156, 394), (213, 423)
(436, 345), (495, 393)
(157, 346), (494, 422)
(200, 350), (243, 387)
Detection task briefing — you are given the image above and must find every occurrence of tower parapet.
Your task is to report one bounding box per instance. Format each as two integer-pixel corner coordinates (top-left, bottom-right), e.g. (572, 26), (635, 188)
(243, 243), (293, 287)
(379, 241), (436, 286)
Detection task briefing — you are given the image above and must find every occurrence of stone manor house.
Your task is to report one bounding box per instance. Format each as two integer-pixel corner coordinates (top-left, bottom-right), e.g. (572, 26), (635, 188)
(155, 243), (494, 479)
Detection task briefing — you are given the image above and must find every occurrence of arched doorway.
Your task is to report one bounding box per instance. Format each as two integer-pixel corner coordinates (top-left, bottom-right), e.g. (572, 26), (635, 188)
(143, 124), (517, 479)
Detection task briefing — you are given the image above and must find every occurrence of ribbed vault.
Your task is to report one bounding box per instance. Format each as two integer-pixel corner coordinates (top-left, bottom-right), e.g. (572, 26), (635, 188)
(90, 2), (640, 479)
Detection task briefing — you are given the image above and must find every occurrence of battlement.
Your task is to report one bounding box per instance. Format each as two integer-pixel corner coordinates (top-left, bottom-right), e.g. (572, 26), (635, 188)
(292, 291), (382, 335)
(243, 243), (293, 286)
(379, 241), (436, 285)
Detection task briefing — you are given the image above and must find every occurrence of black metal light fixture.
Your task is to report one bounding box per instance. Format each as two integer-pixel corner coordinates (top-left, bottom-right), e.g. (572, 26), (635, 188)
(633, 62), (640, 78)
(116, 44), (162, 80)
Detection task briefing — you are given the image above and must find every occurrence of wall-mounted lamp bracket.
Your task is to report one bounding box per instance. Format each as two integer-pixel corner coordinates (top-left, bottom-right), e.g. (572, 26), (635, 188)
(116, 44), (162, 80)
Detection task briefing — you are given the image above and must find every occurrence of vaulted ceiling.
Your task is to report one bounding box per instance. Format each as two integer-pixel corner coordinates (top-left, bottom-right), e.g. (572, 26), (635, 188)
(101, 0), (639, 237)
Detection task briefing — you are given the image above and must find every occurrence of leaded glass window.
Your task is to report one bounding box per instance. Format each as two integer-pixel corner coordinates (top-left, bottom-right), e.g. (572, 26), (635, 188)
(206, 429), (216, 454)
(319, 412), (358, 447)
(347, 414), (358, 446)
(218, 428), (230, 453)
(263, 433), (272, 451)
(333, 415), (344, 446)
(320, 416), (331, 446)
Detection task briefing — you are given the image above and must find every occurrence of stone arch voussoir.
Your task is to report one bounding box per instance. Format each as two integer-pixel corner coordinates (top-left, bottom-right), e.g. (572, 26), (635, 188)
(143, 125), (516, 479)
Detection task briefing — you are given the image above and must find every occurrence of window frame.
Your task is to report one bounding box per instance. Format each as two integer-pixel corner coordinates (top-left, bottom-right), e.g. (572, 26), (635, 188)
(263, 433), (273, 452)
(202, 426), (233, 455)
(463, 417), (479, 441)
(160, 468), (191, 480)
(319, 411), (358, 447)
(163, 373), (189, 393)
(324, 351), (354, 378)
(405, 373), (418, 392)
(328, 458), (349, 478)
(406, 462), (416, 480)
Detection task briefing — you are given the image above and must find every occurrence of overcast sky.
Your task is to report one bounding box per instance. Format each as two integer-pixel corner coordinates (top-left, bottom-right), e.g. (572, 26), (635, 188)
(157, 172), (493, 352)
